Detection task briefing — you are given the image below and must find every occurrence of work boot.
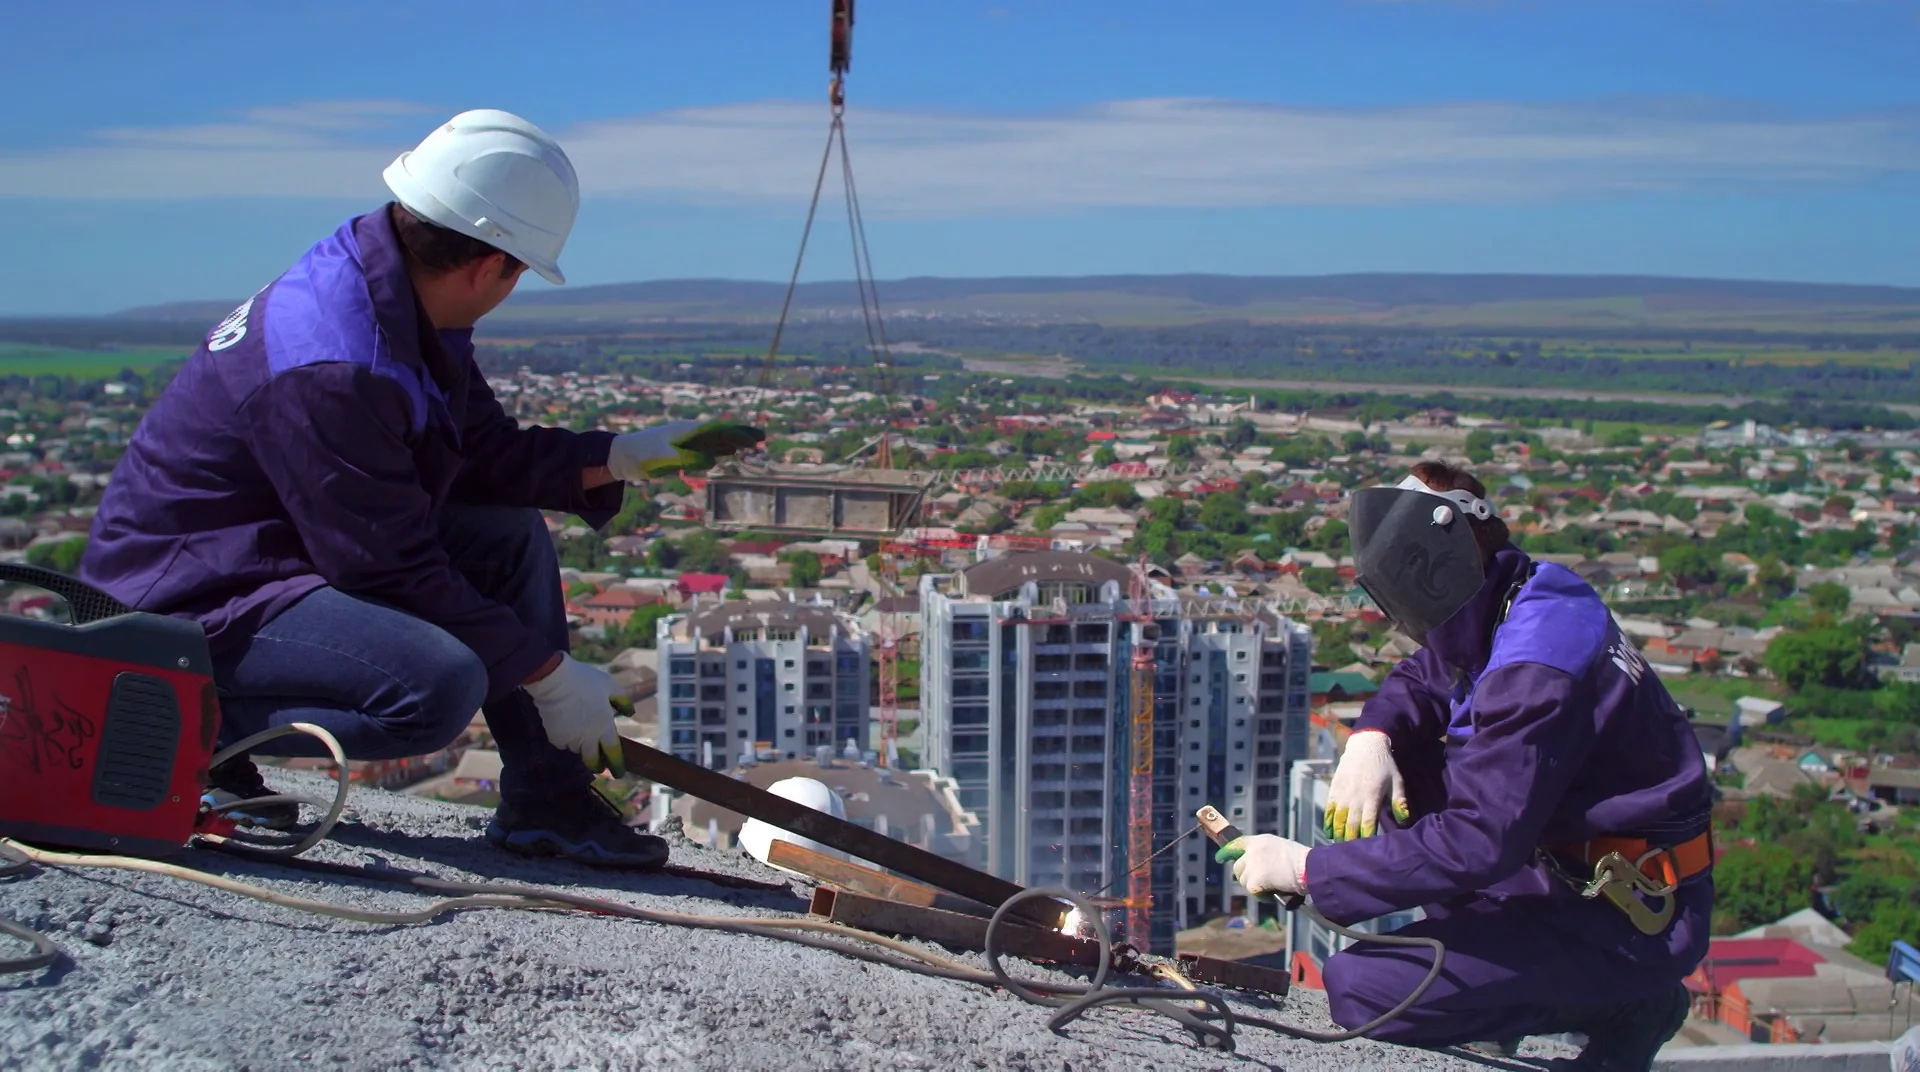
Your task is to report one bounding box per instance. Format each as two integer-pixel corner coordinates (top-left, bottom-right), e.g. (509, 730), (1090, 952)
(1552, 984), (1692, 1071)
(486, 785), (669, 870)
(201, 755), (301, 831)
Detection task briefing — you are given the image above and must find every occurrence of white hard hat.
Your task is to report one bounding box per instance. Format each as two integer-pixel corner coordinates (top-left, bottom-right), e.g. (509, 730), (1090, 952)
(382, 109), (579, 285)
(738, 777), (848, 872)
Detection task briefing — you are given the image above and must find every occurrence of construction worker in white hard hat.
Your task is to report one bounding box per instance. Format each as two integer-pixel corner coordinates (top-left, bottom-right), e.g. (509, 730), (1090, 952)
(83, 110), (763, 869)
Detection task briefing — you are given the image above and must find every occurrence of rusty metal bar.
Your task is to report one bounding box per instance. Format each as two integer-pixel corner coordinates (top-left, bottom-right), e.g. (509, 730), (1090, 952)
(621, 737), (1061, 927)
(1174, 953), (1293, 998)
(765, 840), (999, 918)
(810, 887), (1100, 967)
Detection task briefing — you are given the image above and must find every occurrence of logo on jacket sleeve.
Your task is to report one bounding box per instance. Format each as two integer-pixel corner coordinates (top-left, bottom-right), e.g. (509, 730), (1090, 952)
(207, 297), (254, 352)
(1609, 639), (1647, 685)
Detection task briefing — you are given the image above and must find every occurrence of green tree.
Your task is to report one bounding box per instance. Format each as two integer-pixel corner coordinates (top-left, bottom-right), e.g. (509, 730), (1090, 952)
(1465, 429), (1494, 464)
(25, 537), (86, 575)
(1167, 436), (1197, 461)
(1806, 581), (1851, 618)
(1030, 504), (1068, 532)
(1071, 480), (1141, 510)
(1092, 443), (1119, 466)
(1197, 492), (1250, 536)
(783, 550), (823, 588)
(1847, 902), (1920, 966)
(1604, 426), (1644, 448)
(1308, 519), (1349, 553)
(1749, 555), (1794, 601)
(675, 529), (726, 573)
(618, 602), (678, 649)
(1658, 543), (1719, 589)
(646, 539), (681, 571)
(1763, 625), (1870, 691)
(1711, 843), (1813, 934)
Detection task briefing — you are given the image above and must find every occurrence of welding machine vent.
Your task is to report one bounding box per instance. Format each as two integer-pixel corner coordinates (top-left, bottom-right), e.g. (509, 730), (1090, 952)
(91, 673), (181, 810)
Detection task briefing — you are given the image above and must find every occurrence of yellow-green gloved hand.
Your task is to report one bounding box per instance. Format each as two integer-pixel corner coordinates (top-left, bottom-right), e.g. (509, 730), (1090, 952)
(1214, 834), (1311, 902)
(607, 419), (765, 482)
(1322, 729), (1411, 841)
(522, 654), (628, 778)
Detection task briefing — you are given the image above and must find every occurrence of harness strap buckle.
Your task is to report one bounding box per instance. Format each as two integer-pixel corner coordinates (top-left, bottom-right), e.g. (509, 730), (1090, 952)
(1581, 851), (1676, 936)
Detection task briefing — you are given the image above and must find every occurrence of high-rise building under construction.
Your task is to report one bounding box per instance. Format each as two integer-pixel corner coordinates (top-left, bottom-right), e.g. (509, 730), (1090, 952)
(918, 551), (1312, 952)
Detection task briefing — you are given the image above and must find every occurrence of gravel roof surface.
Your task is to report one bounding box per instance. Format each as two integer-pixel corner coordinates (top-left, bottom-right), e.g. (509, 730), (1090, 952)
(1, 772), (1578, 1071)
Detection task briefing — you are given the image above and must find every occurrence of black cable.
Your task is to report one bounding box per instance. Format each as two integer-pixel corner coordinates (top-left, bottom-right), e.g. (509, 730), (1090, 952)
(0, 915), (59, 976)
(0, 843), (60, 976)
(984, 885), (1450, 1051)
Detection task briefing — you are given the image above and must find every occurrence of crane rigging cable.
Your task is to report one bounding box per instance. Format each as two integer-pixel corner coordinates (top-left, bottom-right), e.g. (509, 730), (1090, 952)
(754, 0), (897, 449)
(740, 0), (908, 760)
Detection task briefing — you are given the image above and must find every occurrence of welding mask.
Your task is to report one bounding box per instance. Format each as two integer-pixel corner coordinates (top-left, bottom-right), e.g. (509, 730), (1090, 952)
(1349, 476), (1494, 645)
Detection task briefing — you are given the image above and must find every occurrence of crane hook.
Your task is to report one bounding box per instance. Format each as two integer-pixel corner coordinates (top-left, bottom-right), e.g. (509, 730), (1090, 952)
(829, 0), (854, 112)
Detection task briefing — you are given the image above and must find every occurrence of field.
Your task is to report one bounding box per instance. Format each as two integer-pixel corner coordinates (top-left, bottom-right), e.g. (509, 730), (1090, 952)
(1666, 676), (1780, 718)
(0, 344), (187, 378)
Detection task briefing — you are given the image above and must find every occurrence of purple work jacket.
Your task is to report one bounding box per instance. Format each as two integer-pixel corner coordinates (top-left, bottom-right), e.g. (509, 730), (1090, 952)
(81, 209), (621, 703)
(1308, 545), (1715, 972)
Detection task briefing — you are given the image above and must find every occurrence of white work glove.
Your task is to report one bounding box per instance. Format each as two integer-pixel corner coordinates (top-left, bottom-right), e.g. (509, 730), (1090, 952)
(606, 419), (764, 483)
(1215, 834), (1311, 902)
(1324, 729), (1409, 841)
(522, 654), (626, 776)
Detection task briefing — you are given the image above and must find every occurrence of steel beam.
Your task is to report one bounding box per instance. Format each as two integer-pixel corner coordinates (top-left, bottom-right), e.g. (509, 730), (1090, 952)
(809, 887), (1099, 967)
(766, 840), (1015, 919)
(1174, 953), (1294, 998)
(620, 737), (1062, 927)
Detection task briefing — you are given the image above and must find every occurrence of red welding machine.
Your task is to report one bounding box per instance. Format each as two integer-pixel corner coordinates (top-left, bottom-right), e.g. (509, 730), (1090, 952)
(0, 564), (218, 857)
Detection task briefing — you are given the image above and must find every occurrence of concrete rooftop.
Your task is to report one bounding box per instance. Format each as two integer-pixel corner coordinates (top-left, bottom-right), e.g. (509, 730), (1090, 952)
(1, 774), (1877, 1070)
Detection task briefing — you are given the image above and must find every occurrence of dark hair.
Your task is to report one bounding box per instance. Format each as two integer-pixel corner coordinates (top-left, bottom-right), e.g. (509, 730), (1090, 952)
(388, 202), (523, 277)
(1409, 460), (1510, 564)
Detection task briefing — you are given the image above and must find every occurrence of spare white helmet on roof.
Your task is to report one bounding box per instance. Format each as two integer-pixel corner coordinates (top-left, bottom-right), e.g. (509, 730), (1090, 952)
(382, 109), (579, 285)
(1349, 475), (1495, 646)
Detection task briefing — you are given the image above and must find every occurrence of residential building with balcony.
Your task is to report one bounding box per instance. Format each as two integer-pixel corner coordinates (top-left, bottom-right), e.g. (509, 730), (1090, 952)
(654, 598), (871, 768)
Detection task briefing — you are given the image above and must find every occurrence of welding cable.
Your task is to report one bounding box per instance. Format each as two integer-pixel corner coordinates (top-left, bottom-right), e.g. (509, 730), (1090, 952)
(6, 838), (994, 984)
(206, 842), (990, 977)
(204, 723), (351, 858)
(1002, 883), (1449, 1049)
(986, 887), (1236, 1049)
(0, 843), (60, 976)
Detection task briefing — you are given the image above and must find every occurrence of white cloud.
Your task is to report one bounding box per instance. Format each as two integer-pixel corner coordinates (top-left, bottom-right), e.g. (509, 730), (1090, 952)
(1, 96), (1914, 212)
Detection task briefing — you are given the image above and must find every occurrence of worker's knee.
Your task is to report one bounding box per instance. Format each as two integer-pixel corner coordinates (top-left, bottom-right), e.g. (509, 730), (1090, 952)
(1322, 947), (1389, 1030)
(400, 641), (488, 752)
(1322, 943), (1439, 1034)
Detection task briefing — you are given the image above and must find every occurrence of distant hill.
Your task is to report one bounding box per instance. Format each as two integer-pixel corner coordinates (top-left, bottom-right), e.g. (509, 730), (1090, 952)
(512, 272), (1920, 310)
(87, 272), (1920, 336)
(110, 300), (245, 323)
(490, 273), (1920, 334)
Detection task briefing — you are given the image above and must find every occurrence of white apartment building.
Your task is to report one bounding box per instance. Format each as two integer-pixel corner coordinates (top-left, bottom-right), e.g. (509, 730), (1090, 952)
(919, 551), (1313, 952)
(655, 598), (870, 768)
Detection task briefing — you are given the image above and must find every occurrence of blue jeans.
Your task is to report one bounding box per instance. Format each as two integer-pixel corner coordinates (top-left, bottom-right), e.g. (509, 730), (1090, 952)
(211, 503), (589, 807)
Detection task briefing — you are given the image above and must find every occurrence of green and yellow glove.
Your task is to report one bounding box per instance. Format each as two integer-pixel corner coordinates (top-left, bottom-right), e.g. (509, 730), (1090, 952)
(1321, 729), (1410, 841)
(1213, 834), (1310, 902)
(607, 419), (765, 482)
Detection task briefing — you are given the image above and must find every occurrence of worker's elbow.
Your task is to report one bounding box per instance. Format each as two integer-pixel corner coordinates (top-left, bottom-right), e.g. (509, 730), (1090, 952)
(1450, 830), (1532, 890)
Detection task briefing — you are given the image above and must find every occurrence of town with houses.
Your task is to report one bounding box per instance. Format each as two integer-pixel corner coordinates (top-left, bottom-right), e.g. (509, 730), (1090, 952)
(4, 363), (1920, 1052)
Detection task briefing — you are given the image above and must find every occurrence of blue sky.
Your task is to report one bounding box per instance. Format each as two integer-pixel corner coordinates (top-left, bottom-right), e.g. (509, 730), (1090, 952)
(2, 0), (1916, 314)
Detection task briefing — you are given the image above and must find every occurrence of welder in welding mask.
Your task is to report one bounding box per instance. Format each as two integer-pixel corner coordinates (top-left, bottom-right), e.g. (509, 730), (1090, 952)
(1216, 463), (1714, 1071)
